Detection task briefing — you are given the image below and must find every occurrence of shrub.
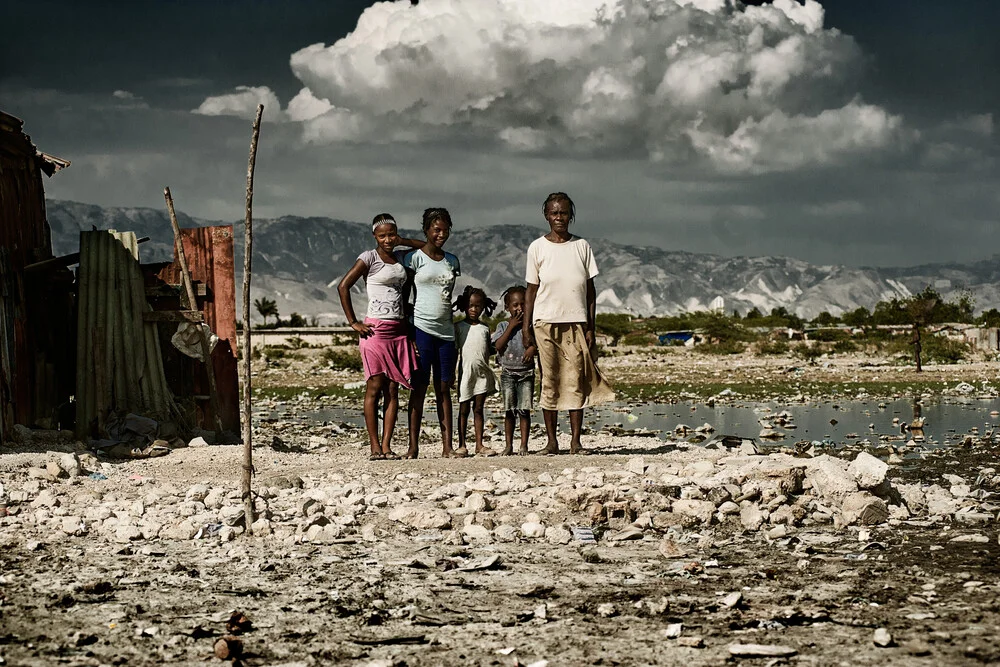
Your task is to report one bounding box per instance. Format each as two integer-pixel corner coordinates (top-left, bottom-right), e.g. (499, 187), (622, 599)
(831, 339), (858, 355)
(792, 342), (824, 364)
(321, 347), (363, 371)
(757, 338), (790, 355)
(809, 328), (850, 343)
(922, 336), (967, 364)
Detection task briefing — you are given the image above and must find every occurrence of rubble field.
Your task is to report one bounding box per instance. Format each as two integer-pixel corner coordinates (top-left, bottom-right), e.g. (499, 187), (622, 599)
(1, 349), (999, 666)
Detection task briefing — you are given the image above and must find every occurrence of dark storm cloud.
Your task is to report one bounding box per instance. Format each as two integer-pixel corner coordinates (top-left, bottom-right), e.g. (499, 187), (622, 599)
(1, 0), (997, 269)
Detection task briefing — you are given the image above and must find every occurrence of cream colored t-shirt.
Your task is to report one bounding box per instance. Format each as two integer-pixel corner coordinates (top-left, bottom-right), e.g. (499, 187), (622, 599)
(525, 235), (598, 324)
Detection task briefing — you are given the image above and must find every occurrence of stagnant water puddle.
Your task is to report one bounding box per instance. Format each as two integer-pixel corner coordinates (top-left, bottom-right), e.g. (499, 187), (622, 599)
(259, 396), (1000, 450)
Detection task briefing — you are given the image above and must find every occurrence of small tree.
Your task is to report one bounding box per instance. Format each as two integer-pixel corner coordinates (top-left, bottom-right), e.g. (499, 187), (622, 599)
(254, 297), (279, 326)
(812, 310), (840, 327)
(903, 286), (941, 372)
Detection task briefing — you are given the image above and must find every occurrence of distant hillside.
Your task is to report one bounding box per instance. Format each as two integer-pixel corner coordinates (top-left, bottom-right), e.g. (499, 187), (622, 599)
(45, 200), (1000, 324)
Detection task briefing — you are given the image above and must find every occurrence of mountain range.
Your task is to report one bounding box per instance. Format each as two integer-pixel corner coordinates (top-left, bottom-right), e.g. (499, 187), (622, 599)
(44, 199), (1000, 324)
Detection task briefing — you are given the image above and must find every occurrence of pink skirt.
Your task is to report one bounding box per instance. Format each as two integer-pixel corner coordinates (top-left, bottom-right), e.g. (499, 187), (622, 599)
(358, 318), (419, 389)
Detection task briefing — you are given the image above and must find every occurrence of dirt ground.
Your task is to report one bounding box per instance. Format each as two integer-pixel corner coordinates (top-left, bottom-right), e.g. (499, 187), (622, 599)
(1, 348), (999, 666)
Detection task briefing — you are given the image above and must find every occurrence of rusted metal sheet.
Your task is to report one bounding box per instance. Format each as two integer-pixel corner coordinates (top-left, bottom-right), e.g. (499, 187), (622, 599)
(0, 110), (73, 439)
(155, 226), (239, 433)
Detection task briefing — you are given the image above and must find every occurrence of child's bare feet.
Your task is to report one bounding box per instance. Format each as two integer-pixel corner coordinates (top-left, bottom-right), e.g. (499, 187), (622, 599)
(543, 441), (559, 455)
(402, 447), (419, 459)
(476, 446), (497, 457)
(500, 446), (514, 456)
(570, 441), (588, 455)
(442, 447), (468, 458)
(518, 445), (529, 456)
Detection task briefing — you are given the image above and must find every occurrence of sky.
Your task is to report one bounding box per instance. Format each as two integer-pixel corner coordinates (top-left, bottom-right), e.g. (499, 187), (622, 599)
(1, 0), (997, 268)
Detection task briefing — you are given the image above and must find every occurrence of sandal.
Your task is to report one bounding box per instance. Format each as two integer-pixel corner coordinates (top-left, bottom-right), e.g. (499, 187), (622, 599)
(476, 447), (498, 457)
(369, 452), (385, 461)
(383, 451), (400, 460)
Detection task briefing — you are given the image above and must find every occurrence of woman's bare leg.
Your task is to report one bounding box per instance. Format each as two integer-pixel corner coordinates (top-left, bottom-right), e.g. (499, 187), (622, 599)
(381, 382), (399, 456)
(405, 381), (428, 459)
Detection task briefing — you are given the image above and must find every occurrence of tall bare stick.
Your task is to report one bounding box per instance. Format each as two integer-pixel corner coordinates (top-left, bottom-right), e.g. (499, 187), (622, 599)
(241, 104), (264, 533)
(164, 187), (226, 439)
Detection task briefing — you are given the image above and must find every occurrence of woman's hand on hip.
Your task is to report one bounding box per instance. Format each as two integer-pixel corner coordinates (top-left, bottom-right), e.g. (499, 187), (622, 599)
(351, 320), (373, 337)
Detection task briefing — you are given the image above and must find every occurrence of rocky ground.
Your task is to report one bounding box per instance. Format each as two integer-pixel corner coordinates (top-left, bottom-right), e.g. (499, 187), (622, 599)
(1, 349), (1000, 666)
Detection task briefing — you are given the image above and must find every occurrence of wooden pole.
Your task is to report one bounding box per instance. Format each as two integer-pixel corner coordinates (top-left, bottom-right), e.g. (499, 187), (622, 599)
(241, 104), (264, 534)
(163, 187), (226, 438)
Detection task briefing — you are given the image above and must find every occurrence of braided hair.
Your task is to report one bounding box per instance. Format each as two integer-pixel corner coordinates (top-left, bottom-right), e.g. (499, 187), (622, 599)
(543, 192), (575, 222)
(422, 207), (453, 232)
(453, 285), (497, 317)
(500, 285), (526, 311)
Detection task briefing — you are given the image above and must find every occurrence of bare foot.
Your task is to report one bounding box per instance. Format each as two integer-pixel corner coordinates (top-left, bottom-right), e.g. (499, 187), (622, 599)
(518, 446), (529, 456)
(570, 445), (589, 455)
(500, 446), (514, 456)
(543, 442), (560, 455)
(402, 447), (419, 460)
(476, 447), (498, 457)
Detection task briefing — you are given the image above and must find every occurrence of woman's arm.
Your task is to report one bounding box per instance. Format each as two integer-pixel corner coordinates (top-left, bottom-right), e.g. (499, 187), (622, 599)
(585, 277), (596, 349)
(522, 283), (538, 349)
(337, 259), (373, 336)
(395, 237), (425, 250)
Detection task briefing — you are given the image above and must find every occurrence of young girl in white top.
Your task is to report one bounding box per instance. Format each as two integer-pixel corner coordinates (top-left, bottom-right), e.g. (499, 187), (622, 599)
(453, 286), (498, 457)
(337, 213), (423, 460)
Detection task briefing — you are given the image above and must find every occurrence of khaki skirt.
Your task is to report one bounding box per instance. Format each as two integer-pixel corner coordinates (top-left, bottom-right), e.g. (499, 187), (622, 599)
(534, 321), (615, 411)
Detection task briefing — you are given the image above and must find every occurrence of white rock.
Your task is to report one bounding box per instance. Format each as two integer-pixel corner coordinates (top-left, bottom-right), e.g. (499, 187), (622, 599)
(162, 520), (199, 540)
(596, 603), (616, 617)
(626, 457), (646, 475)
(219, 506), (245, 527)
(545, 525), (573, 545)
(808, 456), (858, 500)
(461, 524), (493, 543)
(664, 623), (683, 638)
(740, 505), (768, 531)
(848, 452), (889, 490)
(873, 628), (893, 647)
(494, 525), (519, 542)
(841, 492), (889, 526)
(186, 484), (210, 502)
(188, 437), (210, 448)
(115, 525), (143, 542)
(388, 506), (452, 530)
(31, 489), (61, 509)
(465, 493), (492, 513)
(672, 499), (716, 524)
(521, 522), (546, 538)
(59, 453), (82, 477)
(203, 490), (226, 510)
(61, 516), (86, 536)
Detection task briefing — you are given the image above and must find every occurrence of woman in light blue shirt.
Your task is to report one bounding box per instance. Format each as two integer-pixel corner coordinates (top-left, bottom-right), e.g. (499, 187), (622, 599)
(402, 207), (463, 458)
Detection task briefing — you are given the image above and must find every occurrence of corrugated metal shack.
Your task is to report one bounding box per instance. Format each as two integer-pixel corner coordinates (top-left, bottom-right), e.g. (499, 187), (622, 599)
(1, 109), (240, 446)
(147, 226), (240, 434)
(0, 110), (73, 442)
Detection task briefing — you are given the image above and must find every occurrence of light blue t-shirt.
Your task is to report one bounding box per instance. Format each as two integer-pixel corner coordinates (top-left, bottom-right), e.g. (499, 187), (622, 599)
(404, 249), (461, 340)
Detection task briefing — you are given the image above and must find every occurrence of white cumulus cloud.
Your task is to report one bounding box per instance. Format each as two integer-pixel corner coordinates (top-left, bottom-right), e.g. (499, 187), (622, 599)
(193, 85), (281, 120)
(190, 0), (912, 173)
(272, 0), (900, 173)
